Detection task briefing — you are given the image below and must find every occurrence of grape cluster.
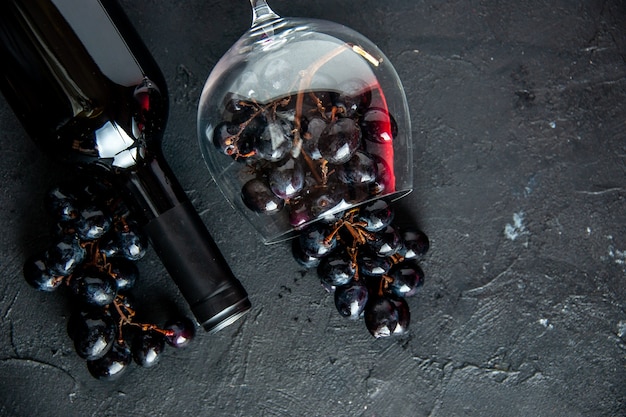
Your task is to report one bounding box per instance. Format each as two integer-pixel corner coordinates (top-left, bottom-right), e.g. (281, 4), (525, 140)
(292, 199), (429, 338)
(22, 179), (196, 381)
(211, 78), (398, 227)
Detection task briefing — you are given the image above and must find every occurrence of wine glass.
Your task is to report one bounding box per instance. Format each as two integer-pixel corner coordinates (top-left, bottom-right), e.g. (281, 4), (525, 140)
(197, 0), (412, 243)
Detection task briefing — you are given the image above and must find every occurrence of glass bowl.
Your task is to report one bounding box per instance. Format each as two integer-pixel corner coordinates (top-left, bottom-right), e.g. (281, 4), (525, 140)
(197, 10), (412, 243)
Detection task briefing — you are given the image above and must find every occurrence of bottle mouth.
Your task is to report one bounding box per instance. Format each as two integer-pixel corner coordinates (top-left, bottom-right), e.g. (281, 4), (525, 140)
(206, 304), (251, 334)
(194, 296), (252, 333)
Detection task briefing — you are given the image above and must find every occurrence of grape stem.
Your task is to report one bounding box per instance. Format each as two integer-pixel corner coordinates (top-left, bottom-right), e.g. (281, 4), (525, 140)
(226, 101), (274, 159)
(292, 45), (350, 185)
(112, 295), (175, 343)
(379, 275), (394, 297)
(324, 208), (406, 289)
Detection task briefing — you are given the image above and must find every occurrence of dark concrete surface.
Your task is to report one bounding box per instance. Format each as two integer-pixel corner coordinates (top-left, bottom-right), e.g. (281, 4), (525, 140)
(1, 1), (625, 416)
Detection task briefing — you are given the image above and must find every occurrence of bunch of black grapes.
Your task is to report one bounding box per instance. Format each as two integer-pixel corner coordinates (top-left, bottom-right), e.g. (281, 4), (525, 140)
(211, 77), (399, 227)
(23, 178), (195, 381)
(292, 200), (429, 338)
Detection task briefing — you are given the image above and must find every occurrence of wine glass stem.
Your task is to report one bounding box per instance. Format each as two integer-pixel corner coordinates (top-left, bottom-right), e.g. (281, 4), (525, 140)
(250, 0), (279, 26)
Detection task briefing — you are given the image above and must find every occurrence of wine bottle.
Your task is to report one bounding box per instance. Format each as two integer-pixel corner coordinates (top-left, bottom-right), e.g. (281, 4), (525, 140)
(0, 0), (251, 332)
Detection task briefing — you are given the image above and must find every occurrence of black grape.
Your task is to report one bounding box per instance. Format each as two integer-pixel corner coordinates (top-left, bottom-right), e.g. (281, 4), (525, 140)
(334, 280), (369, 320)
(366, 225), (402, 257)
(241, 178), (285, 214)
(69, 309), (116, 361)
(318, 118), (361, 164)
(75, 205), (112, 241)
(317, 251), (356, 287)
(164, 317), (196, 348)
(336, 151), (378, 185)
(133, 331), (166, 368)
(23, 252), (62, 292)
(398, 227), (430, 259)
(388, 260), (425, 298)
(87, 342), (132, 381)
(298, 221), (338, 258)
(357, 199), (394, 232)
(69, 266), (118, 307)
(46, 236), (86, 277)
(364, 296), (399, 338)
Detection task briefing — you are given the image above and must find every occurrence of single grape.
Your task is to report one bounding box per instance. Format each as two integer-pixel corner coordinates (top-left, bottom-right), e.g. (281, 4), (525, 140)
(331, 78), (372, 118)
(301, 116), (327, 160)
(69, 309), (116, 360)
(357, 199), (394, 232)
(357, 249), (392, 277)
(367, 225), (402, 257)
(398, 227), (430, 259)
(116, 223), (148, 261)
(318, 118), (361, 164)
(364, 296), (399, 338)
(317, 251), (356, 287)
(69, 266), (118, 307)
(336, 151), (378, 185)
(256, 118), (293, 162)
(75, 205), (112, 241)
(87, 342), (132, 381)
(299, 185), (348, 219)
(46, 236), (86, 277)
(298, 221), (338, 258)
(359, 107), (397, 143)
(23, 252), (62, 292)
(98, 232), (121, 258)
(291, 238), (321, 269)
(107, 258), (139, 292)
(164, 317), (196, 348)
(388, 260), (425, 298)
(241, 178), (285, 214)
(369, 154), (394, 196)
(269, 158), (304, 199)
(334, 280), (369, 320)
(44, 186), (79, 222)
(288, 196), (313, 228)
(133, 331), (166, 368)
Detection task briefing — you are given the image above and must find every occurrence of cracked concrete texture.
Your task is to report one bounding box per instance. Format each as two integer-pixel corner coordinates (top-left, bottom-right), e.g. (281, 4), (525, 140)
(0, 0), (625, 416)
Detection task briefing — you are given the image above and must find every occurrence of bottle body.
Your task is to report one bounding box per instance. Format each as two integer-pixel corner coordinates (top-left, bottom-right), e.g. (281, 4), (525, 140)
(0, 0), (250, 332)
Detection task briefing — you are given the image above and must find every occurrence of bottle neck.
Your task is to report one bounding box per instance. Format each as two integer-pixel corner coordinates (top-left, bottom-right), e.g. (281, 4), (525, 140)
(115, 149), (189, 224)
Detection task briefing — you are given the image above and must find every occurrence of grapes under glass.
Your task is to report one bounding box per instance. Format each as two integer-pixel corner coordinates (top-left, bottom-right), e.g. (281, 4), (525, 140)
(205, 78), (405, 242)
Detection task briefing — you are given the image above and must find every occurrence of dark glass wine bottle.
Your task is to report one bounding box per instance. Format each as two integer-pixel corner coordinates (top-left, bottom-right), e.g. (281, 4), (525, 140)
(0, 0), (251, 332)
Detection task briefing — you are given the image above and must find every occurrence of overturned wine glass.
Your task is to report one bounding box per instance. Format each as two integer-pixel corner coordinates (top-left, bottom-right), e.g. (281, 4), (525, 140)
(198, 0), (413, 243)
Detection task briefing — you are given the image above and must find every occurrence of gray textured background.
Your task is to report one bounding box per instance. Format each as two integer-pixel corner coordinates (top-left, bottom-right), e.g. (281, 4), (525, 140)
(1, 1), (625, 416)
